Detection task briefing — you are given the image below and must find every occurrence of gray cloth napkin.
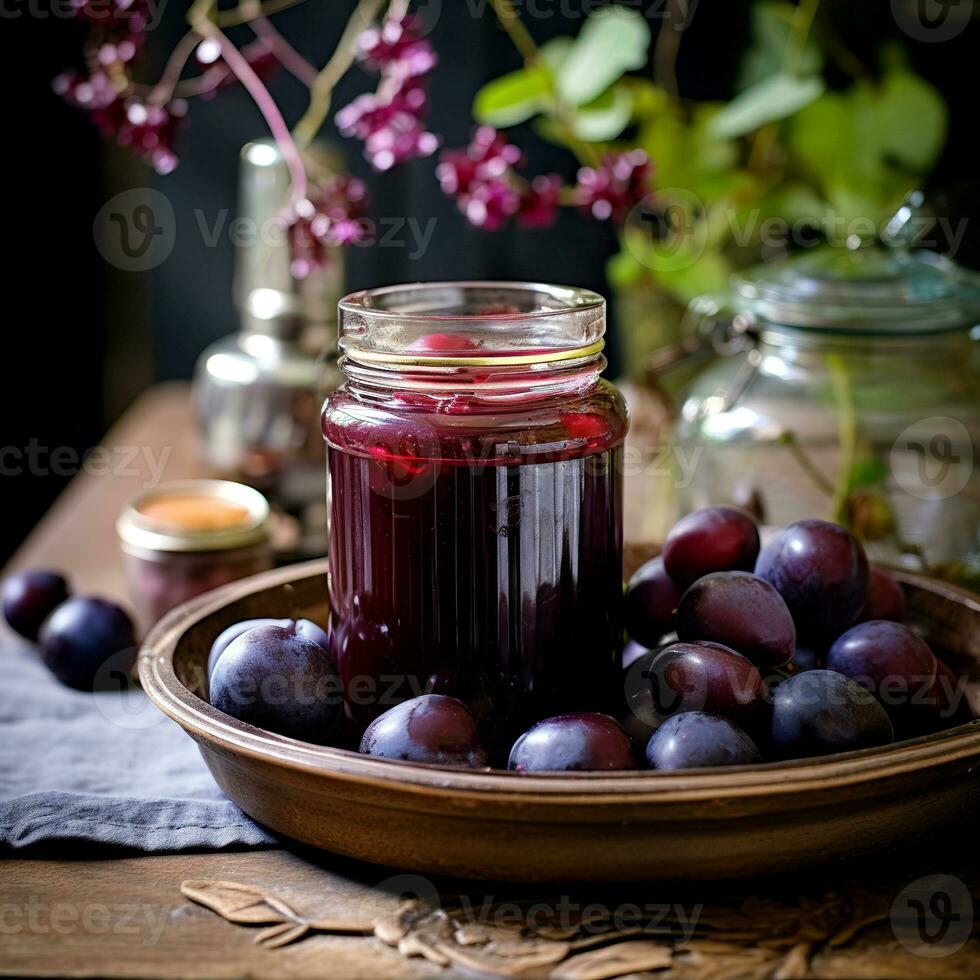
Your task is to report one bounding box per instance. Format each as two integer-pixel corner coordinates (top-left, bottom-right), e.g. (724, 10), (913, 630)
(0, 637), (276, 850)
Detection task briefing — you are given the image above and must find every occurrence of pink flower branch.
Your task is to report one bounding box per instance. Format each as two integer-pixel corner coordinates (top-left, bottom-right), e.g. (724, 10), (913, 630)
(249, 13), (319, 87)
(293, 0), (386, 147)
(188, 0), (307, 208)
(147, 29), (200, 105)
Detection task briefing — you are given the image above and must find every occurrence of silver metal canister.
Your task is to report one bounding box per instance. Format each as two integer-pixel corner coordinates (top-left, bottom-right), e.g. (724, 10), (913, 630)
(193, 140), (343, 525)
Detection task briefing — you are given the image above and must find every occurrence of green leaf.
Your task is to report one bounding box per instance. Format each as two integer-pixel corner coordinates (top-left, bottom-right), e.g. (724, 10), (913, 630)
(872, 69), (947, 173)
(638, 103), (739, 200)
(737, 1), (822, 91)
(620, 78), (671, 121)
(787, 68), (948, 227)
(569, 85), (634, 141)
(847, 457), (888, 492)
(709, 73), (824, 139)
(555, 6), (651, 107)
(654, 247), (732, 303)
(539, 36), (572, 71)
(607, 242), (648, 290)
(473, 65), (552, 127)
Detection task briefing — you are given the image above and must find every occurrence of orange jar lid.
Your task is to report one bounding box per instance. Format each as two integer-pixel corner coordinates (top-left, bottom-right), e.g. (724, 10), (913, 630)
(117, 480), (270, 553)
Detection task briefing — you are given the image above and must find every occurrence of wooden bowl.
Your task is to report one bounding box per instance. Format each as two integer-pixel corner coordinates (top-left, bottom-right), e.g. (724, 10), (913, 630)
(139, 560), (980, 883)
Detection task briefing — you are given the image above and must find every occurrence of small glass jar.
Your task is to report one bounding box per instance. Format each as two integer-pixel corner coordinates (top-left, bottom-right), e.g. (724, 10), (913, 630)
(117, 480), (273, 629)
(676, 246), (980, 587)
(322, 283), (629, 749)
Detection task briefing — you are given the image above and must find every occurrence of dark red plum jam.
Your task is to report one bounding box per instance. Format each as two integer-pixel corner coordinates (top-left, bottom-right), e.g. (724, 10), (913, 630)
(323, 283), (628, 753)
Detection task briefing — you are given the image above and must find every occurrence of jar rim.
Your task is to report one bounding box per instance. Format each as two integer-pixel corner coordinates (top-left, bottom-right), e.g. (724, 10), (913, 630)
(338, 281), (607, 368)
(339, 281), (604, 322)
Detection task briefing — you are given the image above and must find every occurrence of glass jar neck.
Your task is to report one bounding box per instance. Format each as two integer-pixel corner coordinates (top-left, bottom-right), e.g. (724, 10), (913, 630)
(337, 281), (608, 403)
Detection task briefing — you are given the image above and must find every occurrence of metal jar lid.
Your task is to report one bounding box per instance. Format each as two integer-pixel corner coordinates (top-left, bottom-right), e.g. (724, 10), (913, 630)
(117, 480), (271, 554)
(731, 244), (980, 336)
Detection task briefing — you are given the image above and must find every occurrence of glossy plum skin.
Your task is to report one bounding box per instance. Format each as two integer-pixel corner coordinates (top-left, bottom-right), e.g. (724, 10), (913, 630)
(621, 639), (652, 671)
(677, 571), (796, 667)
(508, 713), (636, 772)
(645, 712), (761, 770)
(209, 625), (341, 743)
(826, 620), (937, 731)
(755, 519), (869, 646)
(38, 596), (136, 689)
(646, 641), (766, 731)
(623, 557), (680, 648)
(771, 669), (893, 758)
(2, 570), (70, 641)
(862, 567), (907, 623)
(789, 645), (822, 672)
(207, 618), (330, 679)
(360, 694), (488, 768)
(662, 506), (760, 590)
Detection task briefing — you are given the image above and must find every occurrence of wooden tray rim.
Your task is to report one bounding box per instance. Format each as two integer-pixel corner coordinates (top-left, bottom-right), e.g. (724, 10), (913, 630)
(139, 558), (980, 806)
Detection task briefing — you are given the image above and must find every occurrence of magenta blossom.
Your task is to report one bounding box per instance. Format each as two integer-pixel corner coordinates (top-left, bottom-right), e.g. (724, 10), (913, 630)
(336, 10), (439, 171)
(518, 173), (562, 228)
(438, 128), (563, 231)
(574, 149), (651, 224)
(288, 175), (370, 279)
(106, 98), (187, 175)
(69, 0), (149, 33)
(357, 14), (437, 78)
(56, 71), (186, 174)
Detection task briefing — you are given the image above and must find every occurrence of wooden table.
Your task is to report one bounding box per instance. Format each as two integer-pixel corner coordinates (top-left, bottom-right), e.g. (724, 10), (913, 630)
(2, 384), (978, 979)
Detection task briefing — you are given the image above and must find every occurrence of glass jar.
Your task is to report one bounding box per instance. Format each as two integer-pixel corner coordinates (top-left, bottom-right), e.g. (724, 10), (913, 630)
(676, 246), (980, 587)
(322, 283), (629, 751)
(117, 480), (273, 630)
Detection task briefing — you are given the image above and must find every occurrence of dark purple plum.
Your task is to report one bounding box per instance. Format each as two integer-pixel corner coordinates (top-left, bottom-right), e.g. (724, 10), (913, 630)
(623, 557), (680, 647)
(209, 625), (341, 742)
(207, 617), (330, 679)
(3, 570), (70, 641)
(826, 620), (937, 731)
(621, 639), (652, 671)
(621, 648), (661, 750)
(423, 667), (459, 696)
(862, 567), (907, 623)
(662, 506), (760, 590)
(508, 713), (636, 772)
(755, 519), (869, 645)
(38, 596), (136, 689)
(645, 712), (761, 770)
(646, 641), (766, 731)
(360, 694), (487, 768)
(676, 571), (795, 667)
(771, 669), (893, 757)
(788, 645), (823, 672)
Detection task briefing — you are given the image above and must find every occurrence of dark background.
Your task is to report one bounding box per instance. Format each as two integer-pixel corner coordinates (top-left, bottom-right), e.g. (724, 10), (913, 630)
(2, 0), (977, 562)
